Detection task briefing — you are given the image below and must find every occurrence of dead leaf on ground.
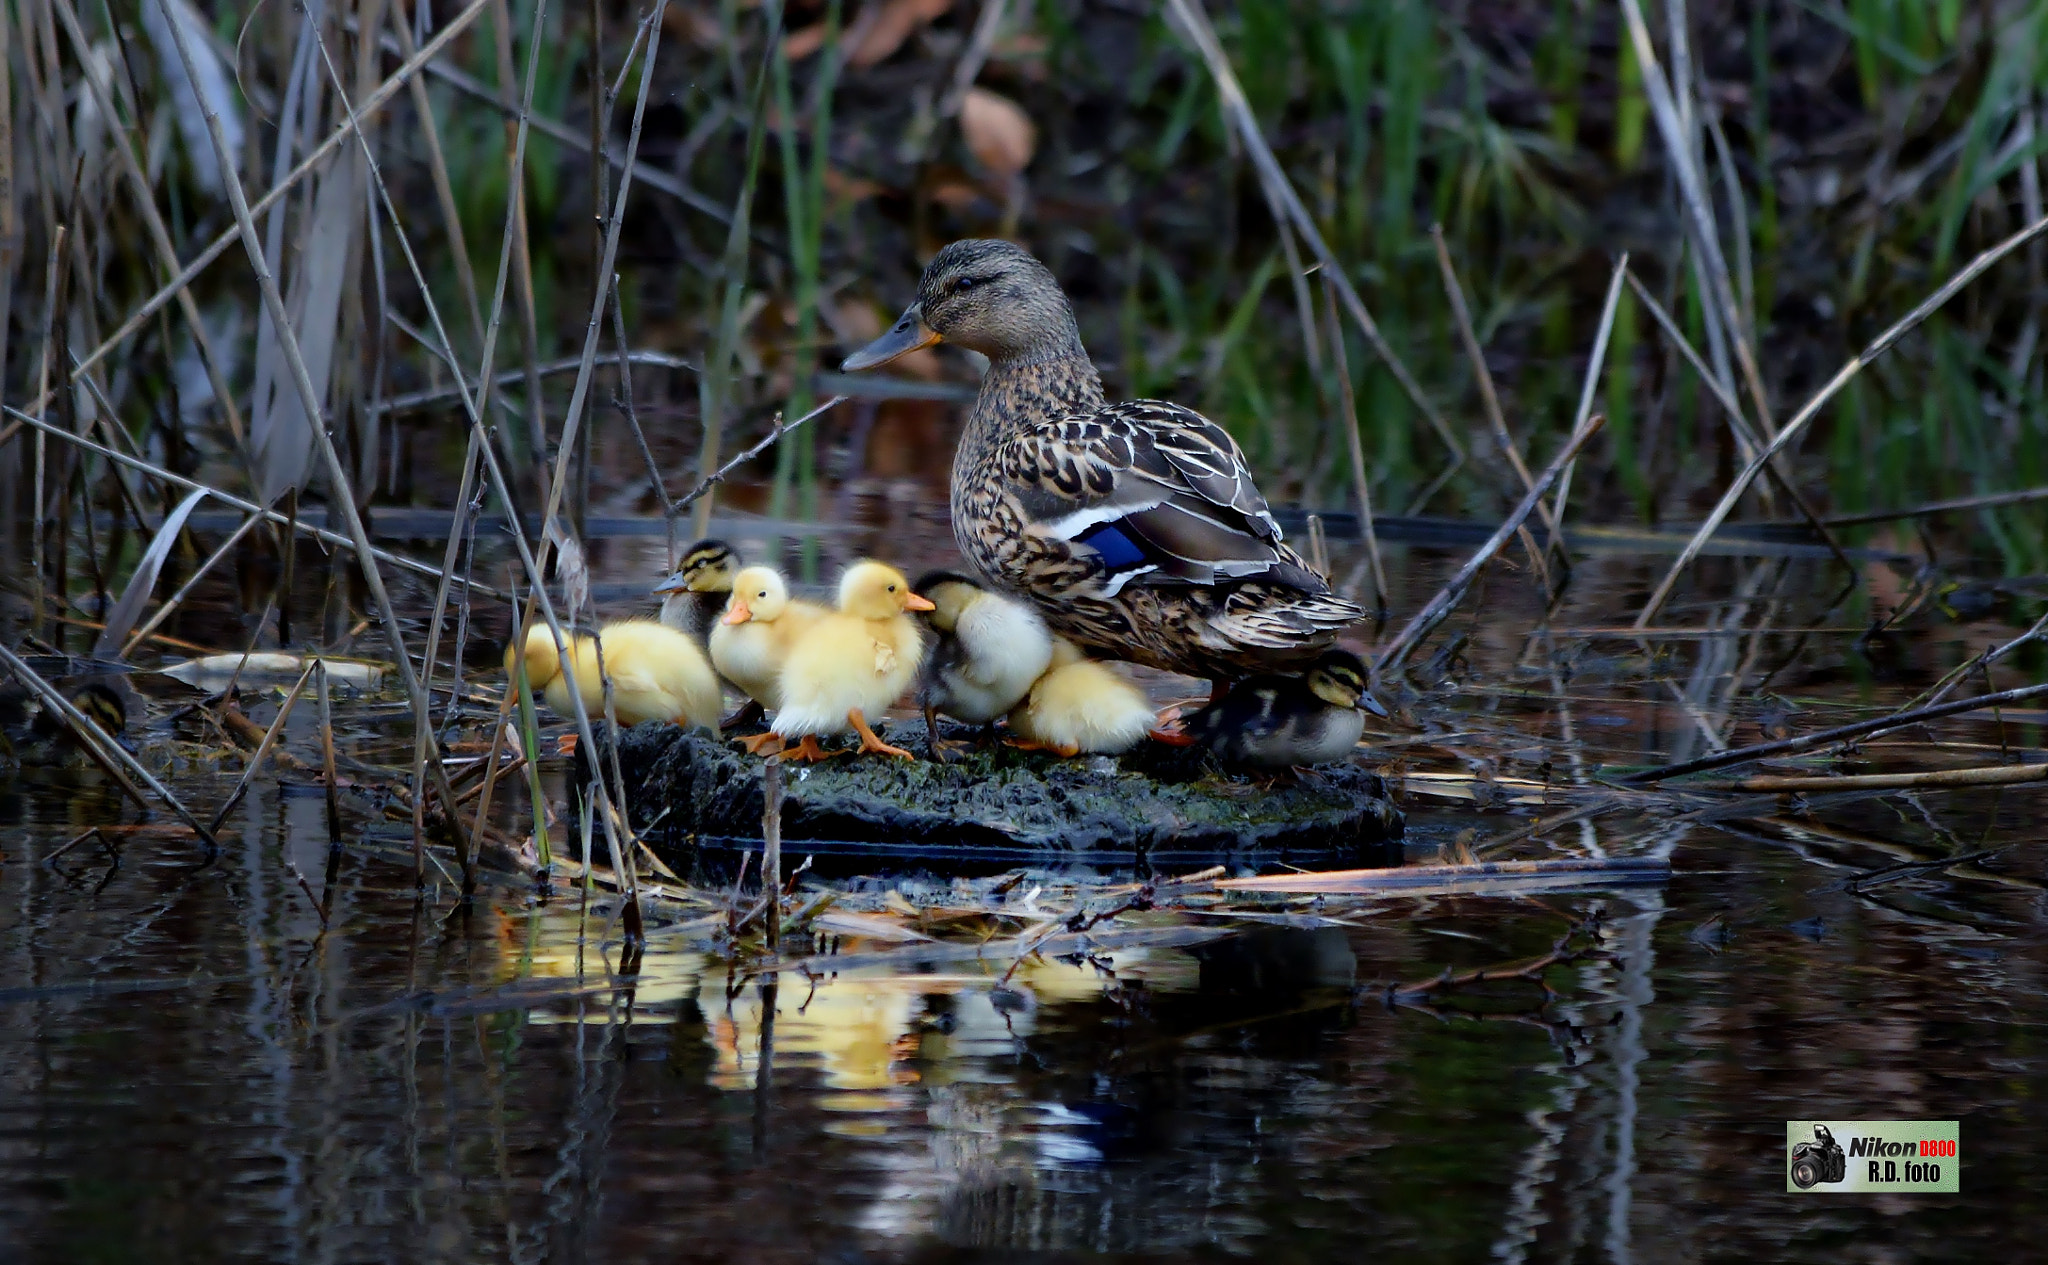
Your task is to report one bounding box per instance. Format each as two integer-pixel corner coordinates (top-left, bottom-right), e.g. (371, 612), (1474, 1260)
(960, 86), (1035, 178)
(850, 0), (951, 68)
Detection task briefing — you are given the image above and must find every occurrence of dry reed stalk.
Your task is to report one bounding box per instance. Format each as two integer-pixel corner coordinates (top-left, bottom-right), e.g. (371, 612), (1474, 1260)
(208, 660), (318, 832)
(30, 223), (64, 640)
(27, 0), (491, 412)
(1430, 225), (1557, 591)
(0, 0), (12, 390)
(672, 395), (847, 516)
(2, 406), (505, 597)
(154, 0), (466, 860)
(1637, 205), (2048, 628)
(1629, 679), (2048, 783)
(608, 275), (679, 557)
(762, 757), (783, 951)
(1548, 254), (1629, 533)
(1616, 0), (1771, 439)
(1622, 269), (1852, 572)
(387, 0), (486, 344)
(50, 0), (253, 470)
(1163, 0), (1460, 464)
(1317, 273), (1386, 614)
(1375, 410), (1608, 675)
(1711, 763), (2048, 794)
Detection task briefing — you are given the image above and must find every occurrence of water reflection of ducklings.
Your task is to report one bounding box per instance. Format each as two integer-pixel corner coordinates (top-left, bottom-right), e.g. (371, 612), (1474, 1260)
(1180, 649), (1387, 770)
(915, 571), (1054, 760)
(769, 561), (934, 761)
(1006, 638), (1155, 758)
(652, 538), (742, 649)
(505, 620), (722, 730)
(13, 682), (130, 768)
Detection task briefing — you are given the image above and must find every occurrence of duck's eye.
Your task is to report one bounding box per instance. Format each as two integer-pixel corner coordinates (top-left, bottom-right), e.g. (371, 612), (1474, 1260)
(952, 277), (976, 295)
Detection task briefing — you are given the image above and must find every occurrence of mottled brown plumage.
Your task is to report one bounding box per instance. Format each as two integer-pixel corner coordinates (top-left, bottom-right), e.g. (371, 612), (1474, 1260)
(845, 240), (1362, 681)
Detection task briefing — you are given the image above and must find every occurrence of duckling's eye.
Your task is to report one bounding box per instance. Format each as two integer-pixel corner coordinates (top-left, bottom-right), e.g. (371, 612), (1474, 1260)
(887, 583), (898, 592)
(757, 590), (768, 598)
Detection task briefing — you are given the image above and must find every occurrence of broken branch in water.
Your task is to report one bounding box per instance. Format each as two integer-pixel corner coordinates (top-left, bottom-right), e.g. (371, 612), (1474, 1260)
(670, 394), (848, 516)
(1697, 761), (2048, 794)
(1626, 680), (2048, 783)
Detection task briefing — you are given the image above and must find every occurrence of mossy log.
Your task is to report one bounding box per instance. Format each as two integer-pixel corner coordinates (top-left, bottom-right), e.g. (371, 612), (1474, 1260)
(609, 720), (1404, 866)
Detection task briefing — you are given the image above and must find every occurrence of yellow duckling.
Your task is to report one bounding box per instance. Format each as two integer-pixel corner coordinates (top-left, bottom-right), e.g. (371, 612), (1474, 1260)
(710, 565), (830, 753)
(505, 619), (722, 731)
(1007, 638), (1155, 757)
(771, 561), (934, 761)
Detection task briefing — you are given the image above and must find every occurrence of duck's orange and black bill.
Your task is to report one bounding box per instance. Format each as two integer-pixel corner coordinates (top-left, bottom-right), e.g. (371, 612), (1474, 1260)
(842, 304), (940, 371)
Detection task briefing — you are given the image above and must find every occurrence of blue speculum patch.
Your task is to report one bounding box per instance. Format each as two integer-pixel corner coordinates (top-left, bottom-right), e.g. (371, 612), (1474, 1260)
(1077, 521), (1148, 570)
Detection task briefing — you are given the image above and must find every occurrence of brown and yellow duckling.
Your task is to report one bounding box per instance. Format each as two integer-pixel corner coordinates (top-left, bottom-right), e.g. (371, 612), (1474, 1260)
(8, 681), (130, 769)
(505, 619), (722, 731)
(915, 571), (1054, 758)
(1178, 650), (1385, 770)
(842, 239), (1362, 688)
(652, 539), (741, 648)
(768, 561), (934, 761)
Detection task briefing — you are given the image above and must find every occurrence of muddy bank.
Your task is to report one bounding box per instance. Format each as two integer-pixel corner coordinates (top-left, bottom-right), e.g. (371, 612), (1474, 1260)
(608, 721), (1405, 866)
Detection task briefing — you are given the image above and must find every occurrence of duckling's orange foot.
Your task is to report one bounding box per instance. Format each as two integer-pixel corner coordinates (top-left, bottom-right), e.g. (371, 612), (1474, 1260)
(1004, 737), (1082, 759)
(734, 732), (785, 757)
(555, 733), (580, 756)
(1147, 728), (1198, 747)
(777, 735), (837, 762)
(849, 710), (916, 760)
(929, 737), (975, 763)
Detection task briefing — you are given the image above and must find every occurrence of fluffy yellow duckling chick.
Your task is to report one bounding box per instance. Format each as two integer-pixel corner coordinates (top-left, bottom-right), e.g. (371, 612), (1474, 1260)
(711, 565), (830, 753)
(505, 619), (722, 731)
(771, 561), (934, 760)
(1007, 638), (1155, 757)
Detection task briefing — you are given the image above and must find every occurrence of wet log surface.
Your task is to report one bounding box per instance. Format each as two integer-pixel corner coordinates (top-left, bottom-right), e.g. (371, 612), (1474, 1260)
(610, 720), (1405, 866)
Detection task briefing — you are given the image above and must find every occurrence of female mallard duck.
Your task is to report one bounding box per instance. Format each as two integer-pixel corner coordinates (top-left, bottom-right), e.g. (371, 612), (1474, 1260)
(505, 620), (722, 731)
(1180, 649), (1386, 769)
(843, 239), (1362, 685)
(770, 561), (935, 761)
(652, 538), (741, 648)
(915, 570), (1054, 755)
(1007, 637), (1155, 758)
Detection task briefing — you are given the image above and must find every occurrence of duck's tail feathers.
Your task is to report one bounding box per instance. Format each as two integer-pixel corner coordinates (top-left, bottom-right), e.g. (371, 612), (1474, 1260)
(1213, 588), (1365, 649)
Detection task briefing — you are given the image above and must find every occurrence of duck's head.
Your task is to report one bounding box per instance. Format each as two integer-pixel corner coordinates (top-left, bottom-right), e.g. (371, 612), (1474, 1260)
(653, 538), (740, 596)
(842, 240), (1080, 371)
(722, 566), (793, 625)
(912, 570), (987, 634)
(34, 681), (128, 740)
(506, 625), (564, 691)
(838, 560), (935, 620)
(1305, 650), (1388, 717)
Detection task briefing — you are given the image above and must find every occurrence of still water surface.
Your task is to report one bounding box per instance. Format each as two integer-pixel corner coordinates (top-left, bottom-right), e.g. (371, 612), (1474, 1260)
(2, 530), (2044, 1261)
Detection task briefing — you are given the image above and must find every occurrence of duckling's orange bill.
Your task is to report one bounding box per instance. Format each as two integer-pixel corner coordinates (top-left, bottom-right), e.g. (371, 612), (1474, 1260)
(722, 598), (752, 624)
(842, 304), (941, 371)
(903, 591), (936, 612)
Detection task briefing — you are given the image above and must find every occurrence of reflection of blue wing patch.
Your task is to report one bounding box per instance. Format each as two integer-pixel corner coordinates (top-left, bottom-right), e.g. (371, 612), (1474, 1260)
(1076, 522), (1147, 570)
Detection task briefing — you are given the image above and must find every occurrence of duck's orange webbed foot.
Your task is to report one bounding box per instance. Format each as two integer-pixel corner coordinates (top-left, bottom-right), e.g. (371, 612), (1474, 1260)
(849, 710), (916, 760)
(1147, 705), (1196, 747)
(734, 732), (785, 757)
(1005, 737), (1082, 758)
(778, 735), (837, 762)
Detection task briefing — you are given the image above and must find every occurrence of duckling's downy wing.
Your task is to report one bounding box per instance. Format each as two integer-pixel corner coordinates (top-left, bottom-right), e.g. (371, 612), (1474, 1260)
(1001, 400), (1326, 597)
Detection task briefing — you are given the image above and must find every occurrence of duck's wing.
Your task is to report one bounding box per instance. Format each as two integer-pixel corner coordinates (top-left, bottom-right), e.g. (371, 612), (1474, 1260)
(1001, 401), (1327, 597)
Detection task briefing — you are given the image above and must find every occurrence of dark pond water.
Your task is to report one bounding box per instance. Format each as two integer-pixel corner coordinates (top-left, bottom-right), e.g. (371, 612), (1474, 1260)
(2, 519), (2045, 1262)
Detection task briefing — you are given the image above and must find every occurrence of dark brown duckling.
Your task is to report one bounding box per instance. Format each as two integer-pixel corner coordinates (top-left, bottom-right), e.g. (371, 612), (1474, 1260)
(652, 539), (741, 649)
(1182, 650), (1385, 770)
